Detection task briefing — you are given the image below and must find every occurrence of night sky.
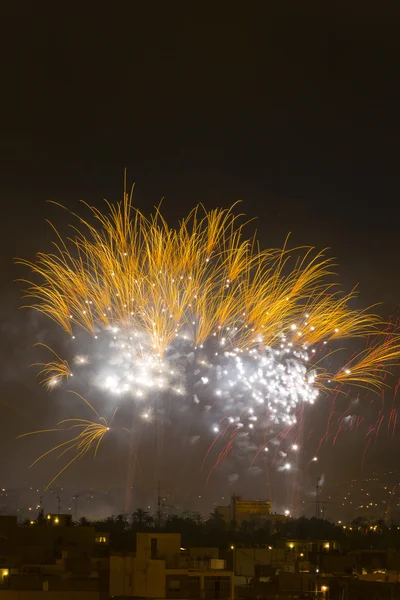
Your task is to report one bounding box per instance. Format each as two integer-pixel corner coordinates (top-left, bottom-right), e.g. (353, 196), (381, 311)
(1, 4), (400, 517)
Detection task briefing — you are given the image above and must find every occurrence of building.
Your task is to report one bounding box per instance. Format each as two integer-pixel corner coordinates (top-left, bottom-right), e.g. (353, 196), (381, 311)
(44, 513), (73, 527)
(280, 538), (340, 554)
(233, 547), (288, 578)
(0, 514), (110, 596)
(110, 532), (234, 599)
(216, 495), (279, 525)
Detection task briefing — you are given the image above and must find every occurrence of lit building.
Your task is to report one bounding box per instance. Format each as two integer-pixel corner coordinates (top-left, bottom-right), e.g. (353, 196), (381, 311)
(282, 539), (340, 556)
(216, 495), (286, 525)
(45, 513), (72, 526)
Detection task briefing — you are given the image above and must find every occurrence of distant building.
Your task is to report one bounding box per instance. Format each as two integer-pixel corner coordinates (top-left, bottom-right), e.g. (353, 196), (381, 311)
(110, 532), (234, 599)
(216, 495), (285, 525)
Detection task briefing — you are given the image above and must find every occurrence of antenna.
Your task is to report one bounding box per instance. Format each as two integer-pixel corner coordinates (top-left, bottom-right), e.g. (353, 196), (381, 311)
(316, 477), (321, 519)
(74, 494), (80, 521)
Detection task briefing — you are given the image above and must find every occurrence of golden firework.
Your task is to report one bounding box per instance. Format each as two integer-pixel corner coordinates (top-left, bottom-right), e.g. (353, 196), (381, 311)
(18, 193), (399, 388)
(18, 394), (121, 489)
(16, 184), (400, 484)
(33, 344), (72, 389)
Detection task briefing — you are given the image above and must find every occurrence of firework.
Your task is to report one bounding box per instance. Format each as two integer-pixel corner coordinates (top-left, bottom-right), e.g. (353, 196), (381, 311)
(33, 344), (72, 389)
(18, 394), (123, 488)
(17, 187), (400, 485)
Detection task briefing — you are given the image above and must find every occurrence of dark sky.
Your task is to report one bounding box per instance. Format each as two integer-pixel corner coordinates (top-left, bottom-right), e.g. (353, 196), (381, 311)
(1, 3), (400, 517)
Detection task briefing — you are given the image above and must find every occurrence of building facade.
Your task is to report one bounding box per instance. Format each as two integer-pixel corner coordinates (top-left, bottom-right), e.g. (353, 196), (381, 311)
(110, 532), (234, 599)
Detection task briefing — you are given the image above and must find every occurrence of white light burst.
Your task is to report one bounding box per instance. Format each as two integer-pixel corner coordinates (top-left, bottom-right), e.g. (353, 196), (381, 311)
(203, 344), (318, 431)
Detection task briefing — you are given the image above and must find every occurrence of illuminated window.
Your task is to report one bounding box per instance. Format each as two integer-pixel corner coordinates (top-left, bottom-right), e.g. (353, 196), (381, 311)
(96, 536), (107, 543)
(323, 542), (330, 550)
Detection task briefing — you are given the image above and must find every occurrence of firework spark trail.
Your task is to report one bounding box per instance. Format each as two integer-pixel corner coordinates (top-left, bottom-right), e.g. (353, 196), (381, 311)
(16, 190), (400, 485)
(33, 344), (72, 389)
(249, 444), (269, 469)
(18, 399), (123, 488)
(356, 416), (364, 432)
(206, 429), (238, 486)
(201, 420), (232, 472)
(309, 324), (400, 477)
(374, 414), (385, 448)
(332, 424), (343, 447)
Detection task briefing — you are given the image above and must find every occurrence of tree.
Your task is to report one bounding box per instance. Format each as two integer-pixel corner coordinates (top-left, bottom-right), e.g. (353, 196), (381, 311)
(21, 519), (31, 527)
(132, 509), (151, 529)
(114, 514), (128, 531)
(206, 508), (227, 546)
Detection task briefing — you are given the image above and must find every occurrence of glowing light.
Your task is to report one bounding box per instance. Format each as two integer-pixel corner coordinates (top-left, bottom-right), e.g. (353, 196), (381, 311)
(75, 355), (88, 365)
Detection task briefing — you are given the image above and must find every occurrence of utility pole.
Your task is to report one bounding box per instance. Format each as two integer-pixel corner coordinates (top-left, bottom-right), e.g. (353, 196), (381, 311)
(156, 480), (162, 528)
(57, 495), (61, 515)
